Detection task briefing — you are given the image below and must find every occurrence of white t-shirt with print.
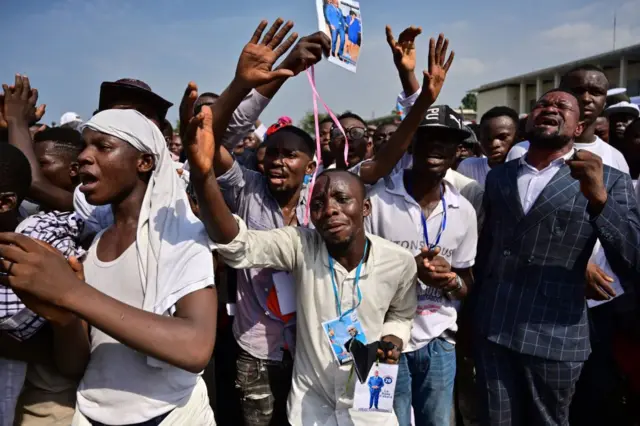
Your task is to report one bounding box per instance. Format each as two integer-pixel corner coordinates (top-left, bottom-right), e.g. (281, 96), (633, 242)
(365, 170), (478, 352)
(456, 157), (491, 187)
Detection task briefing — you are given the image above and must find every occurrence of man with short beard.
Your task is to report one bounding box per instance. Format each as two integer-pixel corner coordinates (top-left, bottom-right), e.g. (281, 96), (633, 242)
(472, 89), (640, 426)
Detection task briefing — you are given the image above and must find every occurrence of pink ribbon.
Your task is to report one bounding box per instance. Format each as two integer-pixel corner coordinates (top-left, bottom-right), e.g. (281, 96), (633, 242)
(303, 66), (349, 226)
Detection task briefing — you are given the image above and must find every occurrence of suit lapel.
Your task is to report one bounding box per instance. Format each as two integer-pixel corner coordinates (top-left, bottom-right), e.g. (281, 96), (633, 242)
(514, 164), (580, 240)
(498, 161), (525, 222)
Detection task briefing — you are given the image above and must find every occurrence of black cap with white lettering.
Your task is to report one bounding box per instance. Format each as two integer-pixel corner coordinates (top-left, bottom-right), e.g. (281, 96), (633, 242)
(417, 105), (472, 141)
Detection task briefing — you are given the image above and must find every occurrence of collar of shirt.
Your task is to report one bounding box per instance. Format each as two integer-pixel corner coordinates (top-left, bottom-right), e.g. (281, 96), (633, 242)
(520, 148), (575, 173)
(385, 169), (461, 213)
(319, 233), (382, 287)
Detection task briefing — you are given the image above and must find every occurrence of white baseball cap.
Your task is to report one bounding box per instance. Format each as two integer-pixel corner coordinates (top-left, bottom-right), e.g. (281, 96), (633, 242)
(60, 112), (82, 126)
(604, 101), (640, 118)
(607, 88), (627, 97)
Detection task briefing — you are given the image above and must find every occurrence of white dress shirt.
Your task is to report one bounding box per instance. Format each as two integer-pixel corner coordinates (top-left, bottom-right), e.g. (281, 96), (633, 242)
(517, 150), (575, 214)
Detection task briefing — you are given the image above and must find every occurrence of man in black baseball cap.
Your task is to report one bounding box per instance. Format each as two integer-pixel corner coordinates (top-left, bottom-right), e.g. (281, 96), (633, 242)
(412, 105), (471, 179)
(98, 78), (173, 131)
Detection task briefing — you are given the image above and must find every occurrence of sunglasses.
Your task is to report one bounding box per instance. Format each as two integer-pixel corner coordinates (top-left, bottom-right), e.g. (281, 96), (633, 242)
(331, 126), (366, 141)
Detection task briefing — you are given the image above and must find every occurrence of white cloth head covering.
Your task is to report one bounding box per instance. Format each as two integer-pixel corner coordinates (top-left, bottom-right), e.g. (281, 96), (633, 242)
(80, 110), (214, 360)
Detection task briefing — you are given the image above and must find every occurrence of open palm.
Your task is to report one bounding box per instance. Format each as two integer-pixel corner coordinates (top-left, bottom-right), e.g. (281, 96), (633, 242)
(184, 105), (215, 178)
(386, 26), (422, 73)
(421, 33), (455, 105)
(235, 19), (299, 89)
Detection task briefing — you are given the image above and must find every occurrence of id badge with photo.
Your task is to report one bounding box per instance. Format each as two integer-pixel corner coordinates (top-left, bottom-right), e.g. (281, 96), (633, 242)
(322, 311), (367, 365)
(353, 363), (399, 413)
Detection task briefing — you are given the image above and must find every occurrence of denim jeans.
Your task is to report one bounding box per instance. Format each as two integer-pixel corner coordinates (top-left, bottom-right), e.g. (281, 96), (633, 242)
(235, 347), (293, 426)
(330, 27), (345, 56)
(393, 337), (456, 426)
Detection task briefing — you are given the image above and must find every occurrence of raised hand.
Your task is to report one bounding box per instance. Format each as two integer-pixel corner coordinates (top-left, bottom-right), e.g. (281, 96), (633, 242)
(2, 74), (46, 126)
(278, 31), (331, 76)
(0, 94), (6, 129)
(184, 105), (215, 179)
(419, 34), (455, 106)
(235, 19), (299, 89)
(566, 149), (608, 213)
(386, 25), (422, 73)
(178, 81), (199, 140)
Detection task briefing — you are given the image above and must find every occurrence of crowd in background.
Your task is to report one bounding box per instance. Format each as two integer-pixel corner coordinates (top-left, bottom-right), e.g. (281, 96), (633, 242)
(0, 16), (640, 426)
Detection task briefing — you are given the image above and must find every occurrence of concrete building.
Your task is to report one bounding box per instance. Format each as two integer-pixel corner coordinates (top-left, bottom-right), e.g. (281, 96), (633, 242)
(472, 43), (640, 119)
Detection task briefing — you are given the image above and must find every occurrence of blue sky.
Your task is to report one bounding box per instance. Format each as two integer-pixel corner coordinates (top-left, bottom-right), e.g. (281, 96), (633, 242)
(1, 0), (638, 127)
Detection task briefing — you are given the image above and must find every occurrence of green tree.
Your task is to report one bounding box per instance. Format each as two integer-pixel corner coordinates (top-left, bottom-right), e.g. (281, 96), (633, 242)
(461, 92), (477, 110)
(299, 111), (329, 134)
(175, 119), (181, 135)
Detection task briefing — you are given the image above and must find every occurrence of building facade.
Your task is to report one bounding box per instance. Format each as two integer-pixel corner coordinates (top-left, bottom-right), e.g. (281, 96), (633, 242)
(472, 43), (640, 118)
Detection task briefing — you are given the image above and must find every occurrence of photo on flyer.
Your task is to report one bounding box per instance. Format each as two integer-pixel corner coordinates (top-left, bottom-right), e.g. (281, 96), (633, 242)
(322, 312), (367, 365)
(316, 0), (362, 72)
(353, 363), (398, 413)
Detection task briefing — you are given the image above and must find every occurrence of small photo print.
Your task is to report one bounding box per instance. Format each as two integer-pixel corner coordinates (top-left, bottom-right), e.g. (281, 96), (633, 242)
(316, 0), (362, 72)
(353, 363), (399, 413)
(322, 312), (366, 365)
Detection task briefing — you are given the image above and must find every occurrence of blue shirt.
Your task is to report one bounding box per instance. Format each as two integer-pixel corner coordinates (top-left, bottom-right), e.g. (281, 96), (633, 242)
(368, 376), (384, 392)
(324, 4), (343, 27)
(348, 17), (361, 41)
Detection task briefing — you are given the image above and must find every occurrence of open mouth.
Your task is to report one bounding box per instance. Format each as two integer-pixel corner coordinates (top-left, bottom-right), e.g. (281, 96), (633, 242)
(536, 115), (560, 127)
(425, 153), (446, 165)
(79, 171), (99, 192)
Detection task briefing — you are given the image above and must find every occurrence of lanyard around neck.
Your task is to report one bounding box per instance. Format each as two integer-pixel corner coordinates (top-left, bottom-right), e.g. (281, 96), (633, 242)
(406, 175), (447, 250)
(328, 239), (369, 319)
(420, 187), (447, 250)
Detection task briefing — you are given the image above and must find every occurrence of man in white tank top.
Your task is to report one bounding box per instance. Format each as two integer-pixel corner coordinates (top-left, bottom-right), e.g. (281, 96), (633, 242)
(0, 109), (217, 426)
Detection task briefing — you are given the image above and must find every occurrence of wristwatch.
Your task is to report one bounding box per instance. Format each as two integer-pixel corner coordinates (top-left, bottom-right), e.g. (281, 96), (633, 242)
(444, 274), (463, 300)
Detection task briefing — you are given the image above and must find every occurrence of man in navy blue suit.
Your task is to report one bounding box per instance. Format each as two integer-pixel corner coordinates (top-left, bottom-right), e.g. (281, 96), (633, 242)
(324, 0), (346, 59)
(472, 88), (640, 426)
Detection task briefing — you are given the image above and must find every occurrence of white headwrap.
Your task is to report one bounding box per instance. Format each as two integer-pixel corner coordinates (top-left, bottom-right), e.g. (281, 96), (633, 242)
(80, 109), (214, 328)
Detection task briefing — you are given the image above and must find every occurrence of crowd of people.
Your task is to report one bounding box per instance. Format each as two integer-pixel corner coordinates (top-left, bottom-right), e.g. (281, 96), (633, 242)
(0, 16), (639, 426)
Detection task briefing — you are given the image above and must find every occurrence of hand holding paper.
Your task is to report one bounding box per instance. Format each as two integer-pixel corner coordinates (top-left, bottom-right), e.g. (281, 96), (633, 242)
(278, 32), (331, 76)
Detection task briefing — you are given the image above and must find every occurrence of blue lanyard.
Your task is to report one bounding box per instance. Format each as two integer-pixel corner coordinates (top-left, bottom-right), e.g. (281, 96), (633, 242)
(405, 174), (448, 249)
(404, 174), (447, 249)
(328, 240), (368, 319)
(419, 186), (447, 250)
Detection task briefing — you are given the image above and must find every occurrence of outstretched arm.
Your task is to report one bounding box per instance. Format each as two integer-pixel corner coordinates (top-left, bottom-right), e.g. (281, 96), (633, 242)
(0, 234), (216, 374)
(359, 31), (454, 185)
(180, 25), (329, 178)
(185, 105), (298, 270)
